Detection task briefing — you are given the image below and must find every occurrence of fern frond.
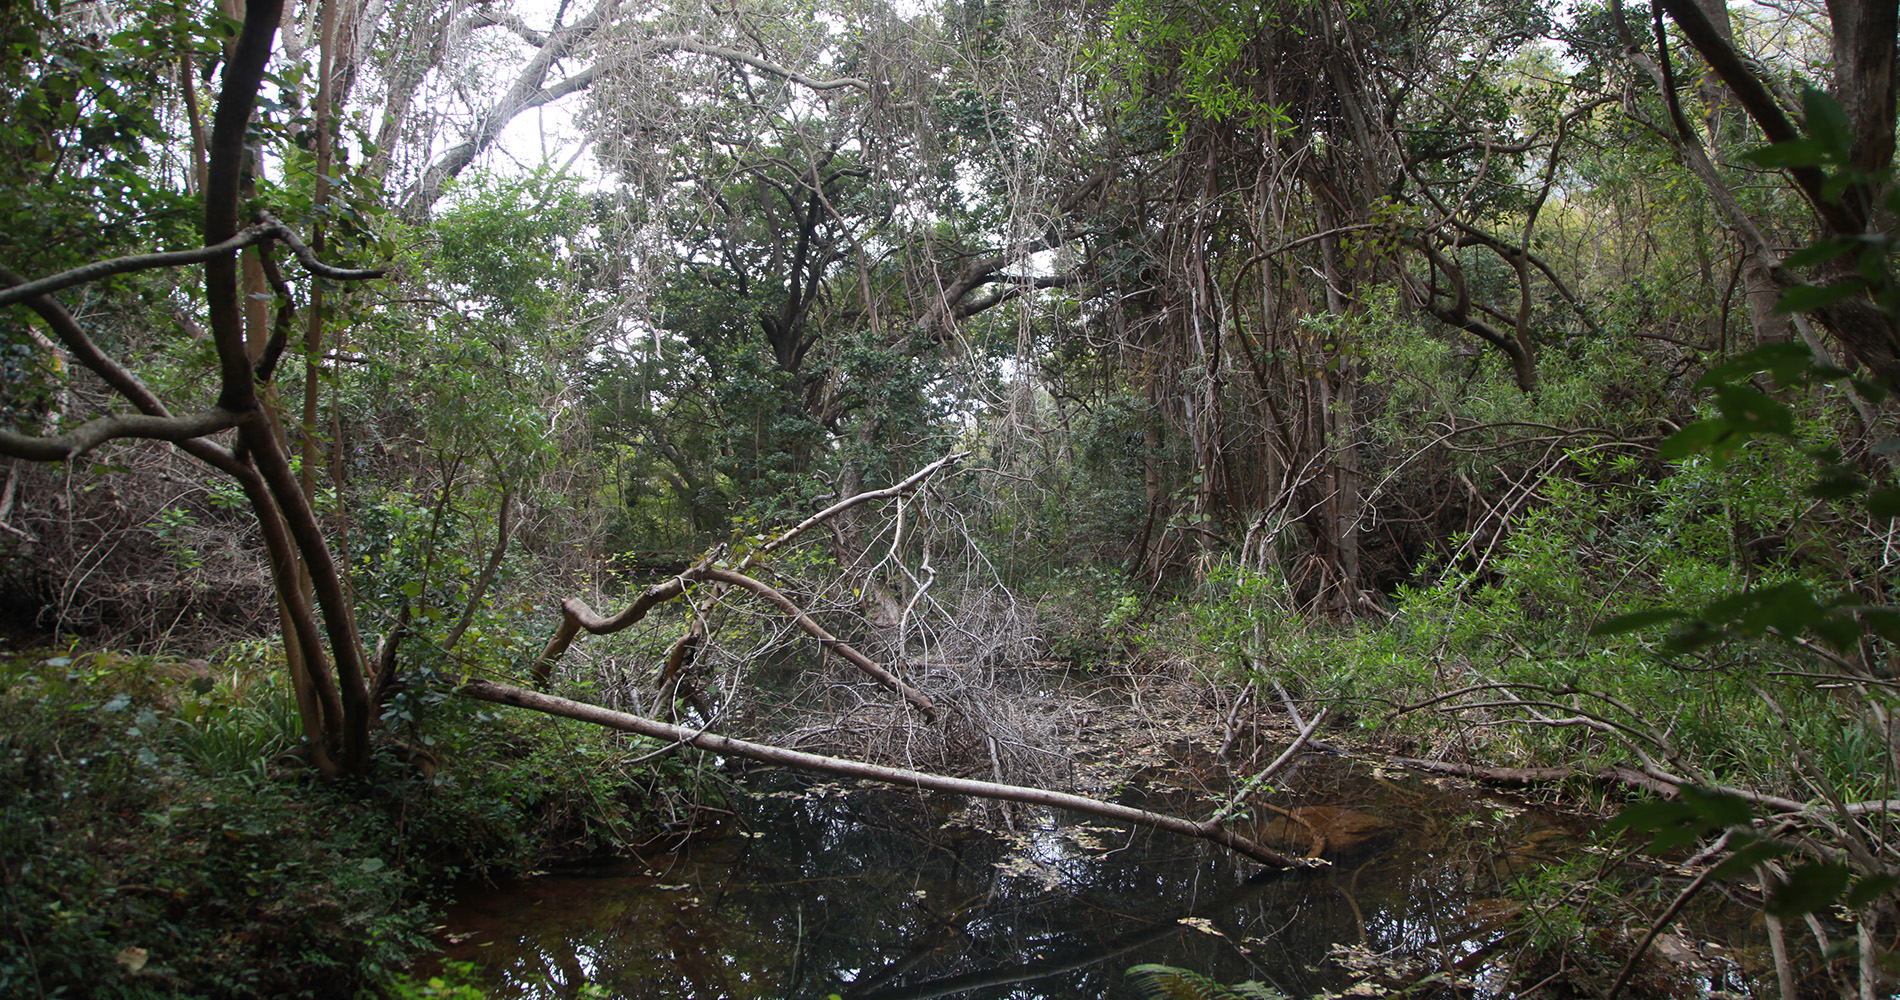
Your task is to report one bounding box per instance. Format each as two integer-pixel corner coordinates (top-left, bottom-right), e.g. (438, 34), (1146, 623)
(1124, 964), (1246, 1000)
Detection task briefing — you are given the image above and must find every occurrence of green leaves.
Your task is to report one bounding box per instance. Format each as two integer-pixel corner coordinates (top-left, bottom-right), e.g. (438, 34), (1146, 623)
(1615, 790), (1893, 920)
(1735, 88), (1897, 319)
(1611, 786), (1751, 852)
(1588, 609), (1686, 636)
(1693, 343), (1812, 388)
(1658, 341), (1898, 528)
(1656, 344), (1810, 466)
(1740, 90), (1852, 174)
(1590, 581), (1866, 653)
(1774, 280), (1866, 315)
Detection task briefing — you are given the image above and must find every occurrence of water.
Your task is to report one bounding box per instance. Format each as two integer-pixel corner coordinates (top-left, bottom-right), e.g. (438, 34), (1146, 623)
(434, 743), (1757, 999)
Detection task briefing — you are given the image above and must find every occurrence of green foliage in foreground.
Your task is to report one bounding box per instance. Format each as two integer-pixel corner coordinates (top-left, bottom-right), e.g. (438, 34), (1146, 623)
(1125, 964), (1285, 1000)
(0, 647), (706, 998)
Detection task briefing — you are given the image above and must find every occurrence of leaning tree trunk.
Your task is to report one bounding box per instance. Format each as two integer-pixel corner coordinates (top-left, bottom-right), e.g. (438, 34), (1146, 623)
(460, 679), (1310, 869)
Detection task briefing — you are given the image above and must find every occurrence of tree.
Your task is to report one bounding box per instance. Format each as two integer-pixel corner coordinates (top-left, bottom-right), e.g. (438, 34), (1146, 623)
(1629, 0), (1897, 381)
(1, 0), (382, 775)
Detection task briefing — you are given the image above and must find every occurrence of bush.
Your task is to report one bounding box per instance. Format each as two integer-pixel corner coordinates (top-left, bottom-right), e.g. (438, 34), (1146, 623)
(0, 646), (701, 998)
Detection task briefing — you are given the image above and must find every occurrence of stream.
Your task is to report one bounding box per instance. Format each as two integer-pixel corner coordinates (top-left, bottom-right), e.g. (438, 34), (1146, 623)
(433, 741), (1761, 999)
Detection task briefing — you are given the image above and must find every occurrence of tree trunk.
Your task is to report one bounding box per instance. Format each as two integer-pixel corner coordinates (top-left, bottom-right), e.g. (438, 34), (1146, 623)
(460, 679), (1309, 868)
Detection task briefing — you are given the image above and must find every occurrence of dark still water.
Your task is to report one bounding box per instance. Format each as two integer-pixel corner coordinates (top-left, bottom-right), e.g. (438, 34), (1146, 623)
(434, 751), (1756, 999)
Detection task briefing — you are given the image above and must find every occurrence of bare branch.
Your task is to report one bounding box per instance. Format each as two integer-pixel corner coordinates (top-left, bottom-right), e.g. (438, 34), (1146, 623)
(465, 8), (548, 46)
(699, 567), (937, 719)
(0, 409), (249, 461)
(0, 225), (275, 308)
(531, 453), (970, 686)
(405, 0), (623, 216)
(644, 35), (868, 91)
(748, 451), (969, 568)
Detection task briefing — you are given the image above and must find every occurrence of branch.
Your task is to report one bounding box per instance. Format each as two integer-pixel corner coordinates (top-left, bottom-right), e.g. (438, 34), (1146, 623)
(747, 451), (968, 568)
(461, 679), (1311, 868)
(405, 0), (621, 217)
(0, 409), (249, 461)
(699, 567), (936, 720)
(0, 266), (174, 419)
(205, 0), (285, 413)
(256, 213), (385, 280)
(646, 35), (867, 91)
(531, 575), (692, 685)
(952, 273), (1084, 321)
(466, 8), (548, 46)
(1650, 0), (1857, 234)
(0, 218), (380, 315)
(529, 452), (969, 686)
(0, 225), (272, 308)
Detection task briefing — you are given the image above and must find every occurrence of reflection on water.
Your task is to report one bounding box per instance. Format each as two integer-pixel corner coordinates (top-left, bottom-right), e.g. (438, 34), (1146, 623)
(436, 750), (1750, 999)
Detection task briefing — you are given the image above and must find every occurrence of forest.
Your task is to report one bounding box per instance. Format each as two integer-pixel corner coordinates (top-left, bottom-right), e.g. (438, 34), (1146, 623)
(0, 0), (1896, 996)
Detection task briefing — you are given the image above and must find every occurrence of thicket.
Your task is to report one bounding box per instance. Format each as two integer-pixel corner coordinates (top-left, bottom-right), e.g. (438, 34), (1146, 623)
(0, 0), (1897, 995)
(0, 645), (709, 997)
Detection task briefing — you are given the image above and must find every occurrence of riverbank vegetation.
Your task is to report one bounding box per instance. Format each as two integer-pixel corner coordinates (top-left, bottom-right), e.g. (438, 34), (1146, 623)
(1, 0), (1896, 995)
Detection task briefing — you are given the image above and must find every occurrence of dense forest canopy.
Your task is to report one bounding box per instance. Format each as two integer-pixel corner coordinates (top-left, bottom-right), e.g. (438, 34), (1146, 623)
(1, 0), (1898, 994)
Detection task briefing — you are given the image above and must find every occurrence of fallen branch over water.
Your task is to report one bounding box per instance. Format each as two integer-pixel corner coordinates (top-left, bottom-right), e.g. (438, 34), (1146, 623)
(459, 679), (1314, 869)
(1392, 757), (1678, 796)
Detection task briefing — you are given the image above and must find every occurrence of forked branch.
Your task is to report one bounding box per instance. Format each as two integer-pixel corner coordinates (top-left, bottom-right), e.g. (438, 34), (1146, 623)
(529, 453), (969, 717)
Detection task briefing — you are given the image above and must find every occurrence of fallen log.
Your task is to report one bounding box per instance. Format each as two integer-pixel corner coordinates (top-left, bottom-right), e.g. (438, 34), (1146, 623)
(1392, 756), (1680, 797)
(460, 679), (1313, 869)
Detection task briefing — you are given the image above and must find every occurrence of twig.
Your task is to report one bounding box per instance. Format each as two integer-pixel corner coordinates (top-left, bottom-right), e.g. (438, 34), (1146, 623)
(1605, 860), (1718, 1000)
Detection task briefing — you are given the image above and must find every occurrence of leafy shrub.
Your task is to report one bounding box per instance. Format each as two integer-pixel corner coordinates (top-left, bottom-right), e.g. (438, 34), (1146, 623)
(0, 646), (701, 998)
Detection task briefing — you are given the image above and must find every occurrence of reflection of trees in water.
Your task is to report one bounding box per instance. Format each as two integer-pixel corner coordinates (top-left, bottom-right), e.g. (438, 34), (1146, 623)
(445, 766), (1640, 999)
(741, 779), (1453, 999)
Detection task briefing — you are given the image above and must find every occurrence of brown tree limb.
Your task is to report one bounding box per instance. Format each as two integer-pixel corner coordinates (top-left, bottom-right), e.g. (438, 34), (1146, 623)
(531, 576), (692, 686)
(0, 267), (174, 419)
(222, 454), (344, 775)
(1650, 0), (1855, 233)
(241, 412), (373, 767)
(460, 679), (1311, 868)
(255, 213), (385, 280)
(0, 410), (249, 462)
(205, 0), (284, 413)
(0, 225), (275, 308)
(0, 218), (380, 313)
(252, 242), (298, 383)
(698, 567), (936, 720)
(531, 453), (970, 684)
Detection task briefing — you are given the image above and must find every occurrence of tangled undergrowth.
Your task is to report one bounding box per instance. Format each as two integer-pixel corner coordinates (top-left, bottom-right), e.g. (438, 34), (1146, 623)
(0, 643), (715, 999)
